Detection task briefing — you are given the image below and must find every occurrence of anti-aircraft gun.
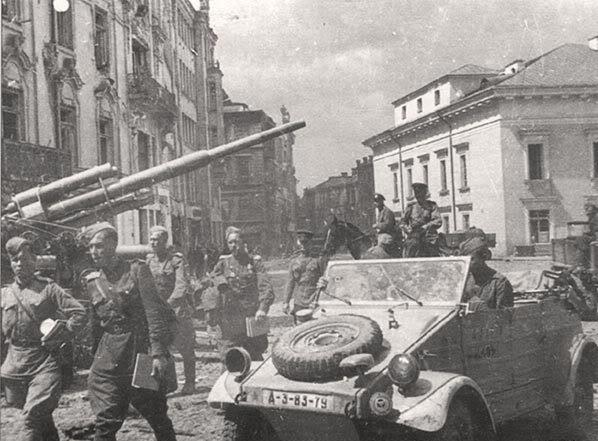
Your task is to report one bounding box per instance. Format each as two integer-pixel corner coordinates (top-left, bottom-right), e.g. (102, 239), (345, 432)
(1, 120), (306, 289)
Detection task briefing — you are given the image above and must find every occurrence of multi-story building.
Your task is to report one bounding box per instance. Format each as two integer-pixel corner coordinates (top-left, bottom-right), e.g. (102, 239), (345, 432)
(301, 156), (375, 234)
(1, 0), (225, 253)
(217, 101), (298, 257)
(364, 41), (598, 256)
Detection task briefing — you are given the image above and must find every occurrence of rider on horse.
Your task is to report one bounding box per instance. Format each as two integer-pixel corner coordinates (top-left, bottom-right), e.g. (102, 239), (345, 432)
(373, 193), (402, 257)
(400, 183), (443, 257)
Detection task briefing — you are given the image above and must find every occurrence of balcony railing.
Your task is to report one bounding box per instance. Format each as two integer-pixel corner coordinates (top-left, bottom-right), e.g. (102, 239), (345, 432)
(1, 139), (72, 188)
(127, 71), (178, 119)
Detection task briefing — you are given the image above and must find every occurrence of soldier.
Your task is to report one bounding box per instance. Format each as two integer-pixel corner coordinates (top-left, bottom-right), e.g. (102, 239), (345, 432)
(460, 237), (514, 310)
(282, 229), (328, 322)
(82, 222), (177, 441)
(147, 225), (196, 395)
(575, 202), (598, 270)
(400, 183), (443, 257)
(211, 227), (274, 361)
(1, 237), (86, 441)
(362, 233), (394, 260)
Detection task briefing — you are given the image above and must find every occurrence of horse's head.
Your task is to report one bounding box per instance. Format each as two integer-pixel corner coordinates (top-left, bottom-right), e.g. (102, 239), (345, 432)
(323, 219), (372, 259)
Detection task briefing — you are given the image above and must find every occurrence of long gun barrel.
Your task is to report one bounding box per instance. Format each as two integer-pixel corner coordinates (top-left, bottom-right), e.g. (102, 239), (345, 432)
(4, 120), (305, 224)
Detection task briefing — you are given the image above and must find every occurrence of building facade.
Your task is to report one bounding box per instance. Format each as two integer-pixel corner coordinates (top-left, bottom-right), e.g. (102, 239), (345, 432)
(301, 156), (375, 235)
(364, 42), (598, 256)
(1, 0), (225, 253)
(217, 102), (298, 257)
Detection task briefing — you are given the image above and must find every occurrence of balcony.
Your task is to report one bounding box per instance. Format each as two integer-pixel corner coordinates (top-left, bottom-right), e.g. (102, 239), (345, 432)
(524, 178), (555, 198)
(1, 139), (71, 189)
(127, 71), (178, 121)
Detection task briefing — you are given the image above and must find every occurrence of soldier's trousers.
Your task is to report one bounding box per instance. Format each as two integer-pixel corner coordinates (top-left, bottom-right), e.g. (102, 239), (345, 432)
(576, 235), (592, 269)
(218, 334), (268, 362)
(172, 317), (196, 385)
(402, 238), (439, 258)
(88, 369), (176, 441)
(2, 370), (62, 441)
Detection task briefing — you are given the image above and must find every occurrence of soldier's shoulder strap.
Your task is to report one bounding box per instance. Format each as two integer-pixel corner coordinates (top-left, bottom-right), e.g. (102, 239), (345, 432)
(81, 269), (102, 284)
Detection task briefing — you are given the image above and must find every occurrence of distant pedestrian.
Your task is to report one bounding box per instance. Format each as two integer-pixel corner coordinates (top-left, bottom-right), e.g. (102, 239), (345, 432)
(147, 225), (196, 395)
(1, 237), (86, 441)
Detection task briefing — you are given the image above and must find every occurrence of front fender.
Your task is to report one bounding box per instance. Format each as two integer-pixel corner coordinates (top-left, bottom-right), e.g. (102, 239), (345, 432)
(207, 372), (239, 409)
(392, 371), (495, 433)
(562, 333), (598, 406)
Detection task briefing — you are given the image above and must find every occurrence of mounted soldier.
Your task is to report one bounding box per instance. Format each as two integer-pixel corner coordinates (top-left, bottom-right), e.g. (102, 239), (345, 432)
(400, 183), (443, 257)
(575, 202), (598, 271)
(372, 193), (402, 257)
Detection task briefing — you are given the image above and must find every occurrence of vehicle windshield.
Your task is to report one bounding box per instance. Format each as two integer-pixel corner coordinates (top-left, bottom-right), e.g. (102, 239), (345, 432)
(324, 257), (470, 305)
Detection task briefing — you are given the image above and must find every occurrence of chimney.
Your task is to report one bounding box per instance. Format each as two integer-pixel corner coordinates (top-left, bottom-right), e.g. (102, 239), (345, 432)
(589, 35), (598, 51)
(356, 159), (361, 166)
(362, 156), (368, 163)
(503, 59), (525, 75)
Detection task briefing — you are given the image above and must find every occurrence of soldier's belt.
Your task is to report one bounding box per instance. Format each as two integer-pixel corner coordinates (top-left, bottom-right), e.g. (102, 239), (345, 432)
(10, 339), (42, 348)
(102, 322), (133, 335)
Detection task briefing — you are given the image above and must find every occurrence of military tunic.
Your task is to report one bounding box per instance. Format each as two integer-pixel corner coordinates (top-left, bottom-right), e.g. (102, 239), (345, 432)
(575, 212), (598, 269)
(463, 266), (514, 310)
(146, 251), (196, 388)
(84, 258), (176, 441)
(284, 252), (327, 314)
(211, 253), (274, 360)
(400, 199), (443, 257)
(1, 276), (85, 441)
(374, 206), (397, 236)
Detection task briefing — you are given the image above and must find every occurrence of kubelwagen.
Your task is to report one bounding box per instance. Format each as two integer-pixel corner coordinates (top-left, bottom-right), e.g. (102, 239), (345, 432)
(208, 257), (598, 441)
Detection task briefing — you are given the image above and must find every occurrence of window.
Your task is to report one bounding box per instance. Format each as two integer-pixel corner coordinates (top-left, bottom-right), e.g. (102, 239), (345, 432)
(434, 89), (440, 106)
(2, 89), (21, 140)
(151, 136), (158, 167)
(138, 131), (150, 171)
(406, 168), (413, 197)
(237, 157), (250, 181)
(182, 113), (197, 147)
(2, 0), (19, 21)
(593, 141), (598, 178)
(210, 126), (218, 148)
(209, 83), (218, 110)
(60, 104), (78, 165)
(527, 143), (544, 180)
(98, 117), (113, 164)
(443, 215), (450, 234)
(393, 171), (399, 200)
(459, 155), (468, 188)
(139, 209), (148, 244)
(55, 7), (73, 49)
(440, 159), (447, 191)
(132, 41), (148, 75)
(401, 105), (406, 120)
(94, 8), (110, 71)
(416, 98), (423, 113)
(422, 164), (429, 186)
(462, 213), (470, 230)
(238, 196), (252, 217)
(529, 210), (550, 243)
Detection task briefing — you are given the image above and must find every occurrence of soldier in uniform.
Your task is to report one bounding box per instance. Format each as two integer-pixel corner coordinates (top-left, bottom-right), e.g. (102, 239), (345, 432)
(282, 229), (328, 322)
(400, 183), (443, 257)
(211, 227), (274, 361)
(575, 203), (598, 270)
(1, 237), (86, 441)
(460, 237), (514, 310)
(372, 193), (401, 257)
(82, 222), (177, 441)
(146, 225), (196, 395)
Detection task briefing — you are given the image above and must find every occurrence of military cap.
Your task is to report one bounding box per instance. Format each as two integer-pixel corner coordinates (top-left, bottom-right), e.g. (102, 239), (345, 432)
(225, 226), (241, 239)
(149, 225), (169, 237)
(81, 221), (117, 242)
(5, 236), (33, 256)
(412, 182), (428, 191)
(373, 193), (385, 202)
(377, 233), (393, 245)
(459, 237), (490, 257)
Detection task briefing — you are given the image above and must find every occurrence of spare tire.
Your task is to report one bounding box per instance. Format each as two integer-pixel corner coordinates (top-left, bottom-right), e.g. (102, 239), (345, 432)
(272, 314), (383, 381)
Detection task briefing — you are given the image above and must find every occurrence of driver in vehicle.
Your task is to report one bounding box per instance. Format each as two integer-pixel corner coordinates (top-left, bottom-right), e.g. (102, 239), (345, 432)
(460, 237), (514, 310)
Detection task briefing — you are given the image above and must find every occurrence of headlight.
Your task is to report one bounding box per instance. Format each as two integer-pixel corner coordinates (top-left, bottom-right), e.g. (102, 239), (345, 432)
(224, 347), (251, 382)
(387, 353), (419, 388)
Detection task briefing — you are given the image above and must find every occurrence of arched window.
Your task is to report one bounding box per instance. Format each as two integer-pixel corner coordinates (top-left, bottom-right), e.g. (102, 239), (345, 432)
(59, 83), (79, 166)
(2, 61), (27, 141)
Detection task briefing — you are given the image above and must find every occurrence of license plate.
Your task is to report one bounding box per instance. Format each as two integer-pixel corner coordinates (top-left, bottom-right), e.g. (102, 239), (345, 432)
(262, 390), (332, 410)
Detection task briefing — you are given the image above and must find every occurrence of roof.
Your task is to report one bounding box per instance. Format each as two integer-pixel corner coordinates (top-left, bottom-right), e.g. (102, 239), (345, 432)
(392, 63), (498, 105)
(307, 175), (355, 192)
(495, 44), (598, 87)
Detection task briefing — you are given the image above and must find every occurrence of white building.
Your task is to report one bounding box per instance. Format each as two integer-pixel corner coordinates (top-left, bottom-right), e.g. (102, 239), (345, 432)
(364, 41), (598, 256)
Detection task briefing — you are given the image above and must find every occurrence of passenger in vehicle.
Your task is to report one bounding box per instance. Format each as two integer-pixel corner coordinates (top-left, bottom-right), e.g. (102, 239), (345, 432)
(460, 237), (514, 310)
(362, 233), (393, 259)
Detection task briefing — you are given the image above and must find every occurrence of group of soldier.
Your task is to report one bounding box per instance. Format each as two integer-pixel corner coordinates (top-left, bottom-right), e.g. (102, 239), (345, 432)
(1, 221), (277, 441)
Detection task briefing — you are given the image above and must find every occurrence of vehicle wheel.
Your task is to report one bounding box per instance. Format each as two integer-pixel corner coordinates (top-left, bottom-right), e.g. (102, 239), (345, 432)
(430, 398), (491, 441)
(555, 357), (594, 440)
(271, 314), (383, 381)
(223, 408), (279, 441)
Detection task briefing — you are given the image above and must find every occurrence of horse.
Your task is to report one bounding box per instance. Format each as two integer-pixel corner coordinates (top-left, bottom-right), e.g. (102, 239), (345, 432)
(322, 215), (373, 259)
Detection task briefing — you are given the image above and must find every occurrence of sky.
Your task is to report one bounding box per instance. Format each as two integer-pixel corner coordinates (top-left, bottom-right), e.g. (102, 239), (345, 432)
(203, 0), (598, 191)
